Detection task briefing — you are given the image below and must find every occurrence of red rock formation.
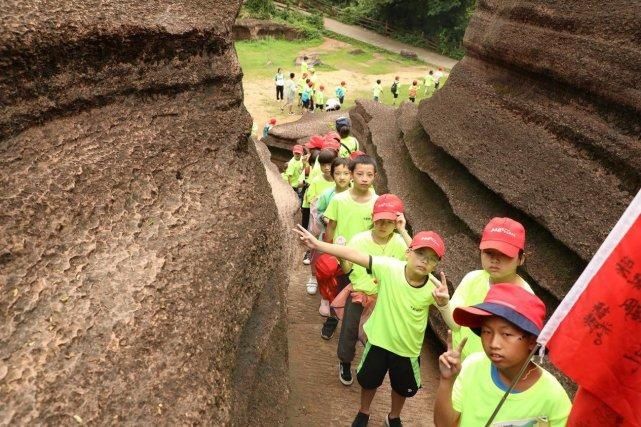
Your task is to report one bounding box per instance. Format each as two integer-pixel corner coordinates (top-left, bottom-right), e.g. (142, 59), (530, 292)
(0, 1), (289, 424)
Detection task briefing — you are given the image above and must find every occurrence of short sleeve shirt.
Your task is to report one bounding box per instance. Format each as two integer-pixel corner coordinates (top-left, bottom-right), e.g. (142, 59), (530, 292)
(316, 187), (336, 218)
(323, 190), (377, 243)
(347, 231), (408, 295)
(451, 270), (534, 360)
(338, 136), (359, 158)
(453, 353), (571, 426)
(372, 84), (383, 97)
(363, 256), (437, 357)
(282, 157), (303, 188)
(305, 174), (335, 206)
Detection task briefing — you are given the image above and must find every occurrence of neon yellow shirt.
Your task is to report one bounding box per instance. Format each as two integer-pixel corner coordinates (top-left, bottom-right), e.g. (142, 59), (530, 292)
(323, 190), (377, 243)
(453, 353), (571, 426)
(314, 90), (325, 105)
(305, 174), (334, 206)
(297, 78), (306, 94)
(281, 157), (303, 188)
(425, 75), (436, 87)
(451, 270), (534, 360)
(338, 136), (359, 158)
(363, 256), (437, 357)
(300, 61), (308, 74)
(302, 159), (322, 208)
(347, 231), (407, 295)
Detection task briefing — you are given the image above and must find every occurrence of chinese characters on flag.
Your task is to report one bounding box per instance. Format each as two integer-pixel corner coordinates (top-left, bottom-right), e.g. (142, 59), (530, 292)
(537, 190), (641, 427)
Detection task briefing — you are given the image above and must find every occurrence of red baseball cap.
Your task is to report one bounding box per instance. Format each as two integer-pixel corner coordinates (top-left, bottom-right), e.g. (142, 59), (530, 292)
(409, 231), (445, 258)
(372, 194), (404, 222)
(305, 135), (324, 150)
(453, 284), (546, 336)
(269, 118), (277, 125)
(349, 150), (366, 159)
(479, 217), (525, 258)
(292, 144), (304, 154)
(325, 131), (341, 143)
(322, 138), (340, 151)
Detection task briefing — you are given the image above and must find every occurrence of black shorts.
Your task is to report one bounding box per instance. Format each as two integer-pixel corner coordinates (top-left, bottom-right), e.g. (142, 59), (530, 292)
(393, 93), (398, 99)
(409, 97), (416, 103)
(356, 343), (421, 397)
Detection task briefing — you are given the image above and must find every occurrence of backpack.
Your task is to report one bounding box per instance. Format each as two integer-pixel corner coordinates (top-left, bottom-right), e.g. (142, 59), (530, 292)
(391, 81), (398, 94)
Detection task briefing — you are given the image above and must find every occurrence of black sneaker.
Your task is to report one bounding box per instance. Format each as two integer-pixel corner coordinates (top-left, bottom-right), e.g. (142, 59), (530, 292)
(339, 362), (353, 385)
(351, 412), (369, 427)
(385, 414), (403, 427)
(321, 317), (339, 340)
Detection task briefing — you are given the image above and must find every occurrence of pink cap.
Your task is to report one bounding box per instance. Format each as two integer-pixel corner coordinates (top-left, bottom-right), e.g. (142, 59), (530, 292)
(372, 194), (404, 222)
(479, 217), (525, 258)
(305, 135), (324, 150)
(410, 231), (445, 258)
(292, 144), (304, 154)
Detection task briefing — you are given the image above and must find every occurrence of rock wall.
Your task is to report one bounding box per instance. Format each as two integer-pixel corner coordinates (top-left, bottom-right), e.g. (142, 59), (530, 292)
(0, 1), (288, 424)
(350, 0), (640, 387)
(233, 19), (303, 41)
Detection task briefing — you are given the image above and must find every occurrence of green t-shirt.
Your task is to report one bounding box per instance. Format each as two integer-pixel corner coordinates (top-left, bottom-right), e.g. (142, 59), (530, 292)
(297, 78), (306, 94)
(372, 84), (383, 97)
(347, 231), (407, 295)
(281, 157), (303, 188)
(300, 61), (308, 74)
(425, 74), (436, 87)
(453, 353), (571, 426)
(317, 187), (336, 218)
(323, 190), (377, 243)
(363, 256), (437, 357)
(451, 270), (534, 360)
(338, 136), (359, 158)
(305, 174), (335, 206)
(314, 90), (325, 105)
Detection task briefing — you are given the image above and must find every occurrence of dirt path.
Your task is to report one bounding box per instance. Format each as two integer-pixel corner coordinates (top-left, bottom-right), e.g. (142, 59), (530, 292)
(323, 18), (459, 70)
(286, 246), (443, 426)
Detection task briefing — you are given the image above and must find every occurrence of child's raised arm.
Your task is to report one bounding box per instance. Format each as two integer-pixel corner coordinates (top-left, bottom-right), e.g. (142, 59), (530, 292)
(294, 224), (370, 268)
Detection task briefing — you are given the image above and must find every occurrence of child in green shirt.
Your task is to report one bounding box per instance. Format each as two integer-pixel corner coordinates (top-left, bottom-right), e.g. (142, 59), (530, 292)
(336, 194), (413, 387)
(434, 285), (571, 427)
(372, 79), (383, 102)
(294, 226), (452, 427)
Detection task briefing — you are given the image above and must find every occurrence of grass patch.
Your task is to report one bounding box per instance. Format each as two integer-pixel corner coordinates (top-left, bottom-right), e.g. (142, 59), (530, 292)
(236, 38), (324, 79)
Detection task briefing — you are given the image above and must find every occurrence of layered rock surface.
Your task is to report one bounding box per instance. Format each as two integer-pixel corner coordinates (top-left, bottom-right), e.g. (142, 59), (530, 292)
(0, 1), (289, 424)
(349, 0), (639, 363)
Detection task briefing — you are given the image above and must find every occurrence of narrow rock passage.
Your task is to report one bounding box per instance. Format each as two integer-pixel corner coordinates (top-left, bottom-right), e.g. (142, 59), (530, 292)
(286, 246), (443, 426)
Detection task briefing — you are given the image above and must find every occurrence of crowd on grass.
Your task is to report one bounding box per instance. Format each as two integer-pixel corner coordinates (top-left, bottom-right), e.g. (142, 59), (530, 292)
(279, 115), (572, 426)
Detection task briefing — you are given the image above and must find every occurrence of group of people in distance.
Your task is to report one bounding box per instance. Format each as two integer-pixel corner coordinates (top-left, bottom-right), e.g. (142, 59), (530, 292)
(273, 56), (447, 116)
(274, 56), (346, 116)
(282, 116), (572, 426)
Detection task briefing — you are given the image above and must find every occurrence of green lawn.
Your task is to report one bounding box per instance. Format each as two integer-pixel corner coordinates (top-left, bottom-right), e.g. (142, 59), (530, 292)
(236, 36), (426, 79)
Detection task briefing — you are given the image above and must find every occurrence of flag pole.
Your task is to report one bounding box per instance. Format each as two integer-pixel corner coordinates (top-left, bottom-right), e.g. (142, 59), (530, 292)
(484, 343), (541, 427)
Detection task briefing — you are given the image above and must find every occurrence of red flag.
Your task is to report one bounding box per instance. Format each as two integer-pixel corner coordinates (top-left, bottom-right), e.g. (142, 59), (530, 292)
(537, 190), (641, 427)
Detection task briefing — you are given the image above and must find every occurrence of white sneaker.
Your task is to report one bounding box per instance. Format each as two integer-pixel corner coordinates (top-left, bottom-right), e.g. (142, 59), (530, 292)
(319, 299), (330, 317)
(306, 277), (318, 295)
(302, 251), (311, 265)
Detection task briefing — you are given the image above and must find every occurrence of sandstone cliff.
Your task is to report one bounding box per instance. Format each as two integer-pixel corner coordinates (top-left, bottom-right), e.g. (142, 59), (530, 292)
(0, 1), (289, 424)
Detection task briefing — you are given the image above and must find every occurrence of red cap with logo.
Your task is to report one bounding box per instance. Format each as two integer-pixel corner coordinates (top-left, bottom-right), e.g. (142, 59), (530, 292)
(292, 144), (304, 154)
(409, 231), (445, 258)
(372, 194), (404, 222)
(479, 217), (525, 258)
(453, 283), (546, 336)
(305, 135), (325, 150)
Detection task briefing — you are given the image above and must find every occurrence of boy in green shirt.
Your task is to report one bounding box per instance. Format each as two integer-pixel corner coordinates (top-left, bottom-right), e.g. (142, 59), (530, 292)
(294, 225), (452, 427)
(337, 125), (359, 158)
(281, 144), (305, 196)
(434, 285), (571, 427)
(322, 155), (378, 339)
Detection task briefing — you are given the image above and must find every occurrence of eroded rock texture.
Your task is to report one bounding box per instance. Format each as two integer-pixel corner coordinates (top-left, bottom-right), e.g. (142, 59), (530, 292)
(350, 0), (640, 351)
(0, 1), (288, 424)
